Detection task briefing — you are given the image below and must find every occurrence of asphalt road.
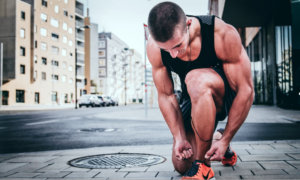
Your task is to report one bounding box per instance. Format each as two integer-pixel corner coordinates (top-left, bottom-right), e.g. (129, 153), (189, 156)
(0, 105), (300, 154)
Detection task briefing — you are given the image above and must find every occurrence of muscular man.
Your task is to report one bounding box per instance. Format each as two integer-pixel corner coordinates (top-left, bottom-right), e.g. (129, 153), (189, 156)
(146, 2), (254, 180)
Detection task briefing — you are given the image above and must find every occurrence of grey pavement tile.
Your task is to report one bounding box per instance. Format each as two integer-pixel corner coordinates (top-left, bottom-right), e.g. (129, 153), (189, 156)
(4, 156), (58, 163)
(259, 161), (296, 169)
(287, 153), (300, 160)
(0, 155), (19, 163)
(110, 179), (170, 180)
(269, 144), (296, 149)
(156, 171), (181, 178)
(95, 171), (128, 178)
(286, 160), (300, 168)
(36, 163), (70, 172)
(0, 172), (18, 178)
(36, 171), (71, 178)
(62, 167), (91, 172)
(0, 163), (28, 173)
(214, 176), (242, 180)
(125, 172), (158, 178)
(64, 171), (99, 178)
(5, 163), (51, 173)
(230, 144), (253, 150)
(252, 169), (287, 175)
(232, 162), (264, 170)
(211, 164), (234, 172)
(7, 172), (42, 178)
(46, 155), (81, 163)
(117, 166), (149, 172)
(284, 169), (300, 174)
(250, 144), (274, 149)
(290, 143), (300, 148)
(146, 163), (174, 172)
(232, 149), (250, 155)
(247, 149), (300, 155)
(219, 169), (253, 176)
(242, 174), (300, 179)
(239, 154), (294, 161)
(55, 149), (121, 156)
(0, 178), (46, 180)
(88, 169), (116, 173)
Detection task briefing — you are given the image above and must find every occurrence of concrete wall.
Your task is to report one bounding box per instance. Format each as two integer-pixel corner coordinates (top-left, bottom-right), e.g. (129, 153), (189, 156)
(84, 16), (90, 94)
(89, 23), (99, 93)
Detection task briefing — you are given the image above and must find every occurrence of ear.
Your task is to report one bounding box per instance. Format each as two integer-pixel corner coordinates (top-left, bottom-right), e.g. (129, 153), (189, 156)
(186, 18), (192, 27)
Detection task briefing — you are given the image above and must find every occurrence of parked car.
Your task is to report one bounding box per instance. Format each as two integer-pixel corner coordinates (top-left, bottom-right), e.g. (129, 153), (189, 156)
(97, 95), (106, 107)
(99, 95), (111, 106)
(110, 96), (118, 106)
(78, 94), (102, 108)
(174, 90), (182, 104)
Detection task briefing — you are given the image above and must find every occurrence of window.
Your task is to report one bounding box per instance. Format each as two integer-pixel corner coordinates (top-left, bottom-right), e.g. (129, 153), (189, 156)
(20, 46), (25, 56)
(84, 78), (87, 85)
(52, 60), (59, 67)
(35, 41), (37, 48)
(69, 53), (73, 58)
(40, 28), (47, 36)
(69, 78), (73, 84)
(16, 90), (25, 103)
(34, 55), (37, 64)
(55, 5), (59, 13)
(20, 65), (25, 74)
(65, 0), (68, 3)
(68, 27), (73, 34)
(42, 0), (47, 7)
(20, 29), (25, 38)
(52, 92), (57, 102)
(41, 42), (47, 51)
(99, 50), (105, 57)
(51, 46), (59, 54)
(34, 25), (36, 33)
(68, 40), (73, 46)
(51, 33), (59, 41)
(42, 57), (47, 65)
(34, 70), (37, 79)
(100, 79), (103, 87)
(21, 11), (25, 20)
(35, 92), (39, 104)
(40, 13), (47, 22)
(99, 68), (106, 75)
(64, 10), (68, 17)
(62, 49), (67, 56)
(69, 15), (73, 19)
(63, 23), (67, 30)
(62, 75), (66, 82)
(62, 62), (67, 68)
(69, 65), (73, 71)
(99, 59), (105, 66)
(52, 74), (59, 81)
(98, 41), (105, 48)
(63, 36), (67, 43)
(51, 18), (59, 28)
(42, 72), (46, 80)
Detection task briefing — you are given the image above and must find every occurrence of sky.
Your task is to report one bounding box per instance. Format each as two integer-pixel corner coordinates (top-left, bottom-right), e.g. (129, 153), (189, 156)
(78, 0), (209, 60)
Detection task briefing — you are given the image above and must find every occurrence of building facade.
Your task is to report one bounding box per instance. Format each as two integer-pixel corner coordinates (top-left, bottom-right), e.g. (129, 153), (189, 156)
(0, 0), (77, 105)
(208, 0), (300, 109)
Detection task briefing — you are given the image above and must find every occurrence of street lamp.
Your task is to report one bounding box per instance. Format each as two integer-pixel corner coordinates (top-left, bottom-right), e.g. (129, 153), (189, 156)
(75, 25), (90, 109)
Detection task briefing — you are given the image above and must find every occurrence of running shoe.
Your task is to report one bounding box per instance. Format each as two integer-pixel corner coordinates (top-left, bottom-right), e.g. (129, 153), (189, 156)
(181, 160), (215, 180)
(217, 128), (238, 166)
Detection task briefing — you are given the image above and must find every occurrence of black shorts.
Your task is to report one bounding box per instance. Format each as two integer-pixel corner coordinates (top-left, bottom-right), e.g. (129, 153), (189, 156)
(180, 67), (237, 132)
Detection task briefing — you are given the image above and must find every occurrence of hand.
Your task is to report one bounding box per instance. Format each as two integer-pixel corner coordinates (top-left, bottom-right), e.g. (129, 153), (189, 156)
(205, 140), (228, 161)
(174, 139), (193, 161)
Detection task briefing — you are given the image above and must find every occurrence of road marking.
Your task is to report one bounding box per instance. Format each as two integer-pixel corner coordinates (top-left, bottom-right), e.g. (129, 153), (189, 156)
(26, 120), (59, 126)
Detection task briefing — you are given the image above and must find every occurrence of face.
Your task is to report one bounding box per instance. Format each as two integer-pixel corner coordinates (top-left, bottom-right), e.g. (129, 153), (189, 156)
(155, 27), (189, 58)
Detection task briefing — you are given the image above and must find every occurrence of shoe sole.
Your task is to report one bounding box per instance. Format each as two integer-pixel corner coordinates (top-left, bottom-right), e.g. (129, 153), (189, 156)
(222, 147), (237, 166)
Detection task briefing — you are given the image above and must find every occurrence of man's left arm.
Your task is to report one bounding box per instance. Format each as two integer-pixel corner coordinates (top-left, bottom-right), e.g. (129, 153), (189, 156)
(205, 19), (254, 161)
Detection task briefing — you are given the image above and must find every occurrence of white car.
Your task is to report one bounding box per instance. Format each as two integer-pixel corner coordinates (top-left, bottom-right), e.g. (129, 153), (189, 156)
(78, 94), (102, 108)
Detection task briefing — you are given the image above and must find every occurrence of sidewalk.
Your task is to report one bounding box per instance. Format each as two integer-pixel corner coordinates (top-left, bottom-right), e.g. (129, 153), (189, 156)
(0, 140), (300, 179)
(0, 104), (74, 114)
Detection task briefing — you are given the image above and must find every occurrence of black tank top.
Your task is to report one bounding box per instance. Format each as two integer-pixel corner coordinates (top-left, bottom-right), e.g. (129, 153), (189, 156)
(160, 15), (223, 100)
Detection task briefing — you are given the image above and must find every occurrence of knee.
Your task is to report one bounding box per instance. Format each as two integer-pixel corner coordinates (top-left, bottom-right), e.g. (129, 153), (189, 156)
(173, 161), (189, 175)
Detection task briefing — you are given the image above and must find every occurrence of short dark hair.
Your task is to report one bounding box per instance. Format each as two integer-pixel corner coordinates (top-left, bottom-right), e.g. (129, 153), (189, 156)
(148, 2), (186, 43)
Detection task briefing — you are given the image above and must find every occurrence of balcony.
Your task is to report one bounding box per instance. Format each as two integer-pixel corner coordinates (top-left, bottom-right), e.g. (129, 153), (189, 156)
(76, 33), (84, 40)
(75, 8), (83, 16)
(77, 59), (84, 65)
(75, 20), (84, 28)
(76, 45), (84, 52)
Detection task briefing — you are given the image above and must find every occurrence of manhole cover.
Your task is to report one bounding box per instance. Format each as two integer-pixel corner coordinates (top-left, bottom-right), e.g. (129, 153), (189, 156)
(79, 128), (122, 132)
(68, 153), (166, 169)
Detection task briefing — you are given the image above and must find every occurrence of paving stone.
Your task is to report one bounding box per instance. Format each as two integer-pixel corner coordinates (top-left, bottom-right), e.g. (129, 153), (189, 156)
(239, 154), (293, 161)
(250, 144), (274, 149)
(211, 164), (234, 172)
(95, 171), (127, 178)
(125, 172), (157, 178)
(5, 163), (51, 173)
(259, 161), (296, 169)
(219, 169), (253, 176)
(287, 153), (300, 160)
(252, 169), (287, 175)
(36, 163), (70, 172)
(284, 169), (300, 174)
(0, 163), (28, 172)
(290, 143), (300, 148)
(232, 162), (264, 170)
(36, 171), (71, 178)
(156, 171), (181, 178)
(213, 175), (242, 180)
(55, 149), (120, 156)
(117, 166), (148, 172)
(0, 178), (46, 180)
(146, 163), (174, 171)
(242, 174), (300, 179)
(286, 160), (300, 168)
(88, 169), (116, 173)
(247, 149), (300, 155)
(230, 144), (253, 150)
(7, 172), (42, 178)
(62, 167), (90, 172)
(0, 171), (18, 178)
(4, 156), (58, 163)
(46, 155), (81, 163)
(0, 155), (19, 162)
(233, 149), (250, 155)
(64, 171), (99, 178)
(269, 144), (296, 149)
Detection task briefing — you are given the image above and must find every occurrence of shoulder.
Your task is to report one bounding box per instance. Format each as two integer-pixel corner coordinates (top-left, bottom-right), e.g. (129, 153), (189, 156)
(146, 37), (165, 69)
(214, 18), (242, 63)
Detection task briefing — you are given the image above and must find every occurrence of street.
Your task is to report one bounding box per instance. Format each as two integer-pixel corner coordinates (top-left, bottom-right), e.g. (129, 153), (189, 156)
(1, 105), (300, 154)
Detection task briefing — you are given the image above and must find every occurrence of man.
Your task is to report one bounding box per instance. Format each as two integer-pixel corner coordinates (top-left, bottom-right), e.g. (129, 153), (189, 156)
(146, 2), (254, 180)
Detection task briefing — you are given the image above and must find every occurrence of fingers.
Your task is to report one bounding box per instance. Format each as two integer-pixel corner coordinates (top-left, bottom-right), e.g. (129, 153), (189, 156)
(208, 153), (222, 161)
(205, 146), (217, 159)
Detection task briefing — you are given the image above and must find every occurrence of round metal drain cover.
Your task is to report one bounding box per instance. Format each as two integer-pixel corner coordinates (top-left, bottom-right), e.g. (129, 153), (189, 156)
(79, 128), (122, 132)
(68, 153), (166, 169)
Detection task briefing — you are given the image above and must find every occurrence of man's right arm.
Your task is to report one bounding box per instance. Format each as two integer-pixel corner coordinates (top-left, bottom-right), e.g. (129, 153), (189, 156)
(146, 38), (193, 161)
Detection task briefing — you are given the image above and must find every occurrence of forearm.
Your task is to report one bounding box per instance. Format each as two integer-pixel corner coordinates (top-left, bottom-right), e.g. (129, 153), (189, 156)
(222, 90), (254, 144)
(158, 93), (186, 141)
